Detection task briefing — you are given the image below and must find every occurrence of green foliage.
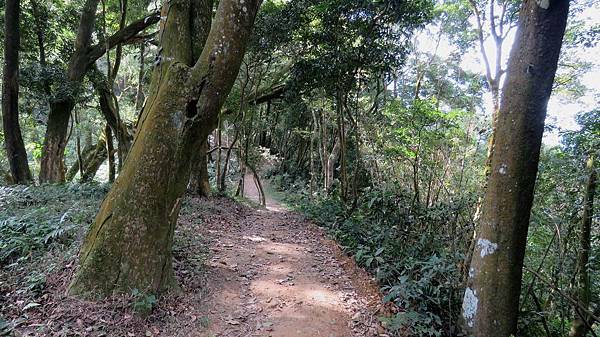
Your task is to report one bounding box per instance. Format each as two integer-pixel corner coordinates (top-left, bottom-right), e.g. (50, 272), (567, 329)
(23, 271), (47, 296)
(287, 0), (434, 94)
(516, 109), (599, 336)
(0, 183), (108, 265)
(131, 288), (157, 315)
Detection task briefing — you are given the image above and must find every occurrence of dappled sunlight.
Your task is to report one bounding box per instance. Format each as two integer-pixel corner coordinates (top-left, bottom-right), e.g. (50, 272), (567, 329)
(250, 278), (347, 312)
(266, 264), (296, 276)
(257, 241), (305, 258)
(242, 235), (267, 242)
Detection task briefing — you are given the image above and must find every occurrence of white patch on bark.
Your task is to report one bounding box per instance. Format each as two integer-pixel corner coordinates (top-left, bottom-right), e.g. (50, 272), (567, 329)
(498, 163), (508, 175)
(536, 0), (550, 9)
(469, 267), (475, 278)
(462, 287), (478, 327)
(477, 238), (498, 257)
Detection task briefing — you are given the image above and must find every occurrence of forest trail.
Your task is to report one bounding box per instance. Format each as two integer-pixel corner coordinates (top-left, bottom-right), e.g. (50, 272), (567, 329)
(192, 175), (386, 337)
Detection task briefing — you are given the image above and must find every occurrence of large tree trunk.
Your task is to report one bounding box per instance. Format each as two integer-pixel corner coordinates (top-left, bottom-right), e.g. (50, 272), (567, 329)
(461, 1), (570, 336)
(68, 0), (258, 297)
(2, 0), (32, 184)
(38, 1), (159, 182)
(39, 100), (73, 182)
(569, 155), (597, 337)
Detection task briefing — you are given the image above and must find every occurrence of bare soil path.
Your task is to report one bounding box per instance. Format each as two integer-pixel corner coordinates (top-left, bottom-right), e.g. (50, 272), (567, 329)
(193, 175), (387, 337)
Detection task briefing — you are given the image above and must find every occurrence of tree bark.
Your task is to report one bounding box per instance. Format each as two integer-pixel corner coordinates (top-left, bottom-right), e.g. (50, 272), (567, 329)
(2, 0), (32, 184)
(189, 137), (212, 196)
(68, 0), (259, 297)
(569, 155), (597, 337)
(461, 1), (570, 336)
(325, 136), (341, 193)
(220, 129), (239, 192)
(134, 43), (146, 111)
(105, 124), (116, 183)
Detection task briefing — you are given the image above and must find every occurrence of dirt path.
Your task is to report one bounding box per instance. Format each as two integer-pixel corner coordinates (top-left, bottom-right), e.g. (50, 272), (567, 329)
(194, 176), (386, 337)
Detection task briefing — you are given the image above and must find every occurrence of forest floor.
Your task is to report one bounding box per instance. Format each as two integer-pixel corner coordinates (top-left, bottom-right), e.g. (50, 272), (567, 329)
(1, 178), (389, 337)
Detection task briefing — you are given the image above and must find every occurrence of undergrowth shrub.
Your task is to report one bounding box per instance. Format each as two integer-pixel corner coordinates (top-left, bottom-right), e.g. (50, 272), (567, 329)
(0, 183), (108, 265)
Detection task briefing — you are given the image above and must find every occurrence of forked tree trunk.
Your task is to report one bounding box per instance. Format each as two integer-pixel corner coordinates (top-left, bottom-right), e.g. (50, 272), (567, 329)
(569, 155), (597, 337)
(2, 0), (32, 184)
(39, 0), (100, 183)
(68, 0), (259, 297)
(461, 1), (570, 336)
(38, 0), (159, 182)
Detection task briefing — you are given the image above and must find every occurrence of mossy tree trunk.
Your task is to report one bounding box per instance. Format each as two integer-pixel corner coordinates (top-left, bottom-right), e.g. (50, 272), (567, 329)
(68, 0), (259, 297)
(461, 1), (570, 336)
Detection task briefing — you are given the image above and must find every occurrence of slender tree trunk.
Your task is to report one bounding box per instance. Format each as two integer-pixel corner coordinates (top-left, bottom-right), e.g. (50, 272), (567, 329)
(81, 132), (109, 182)
(105, 125), (116, 183)
(190, 137), (212, 196)
(569, 155), (596, 337)
(75, 112), (84, 180)
(220, 129), (239, 192)
(336, 91), (348, 200)
(216, 124), (222, 191)
(325, 135), (341, 193)
(90, 65), (133, 156)
(248, 164), (266, 206)
(68, 0), (258, 297)
(2, 0), (32, 184)
(135, 43), (146, 111)
(462, 1), (570, 336)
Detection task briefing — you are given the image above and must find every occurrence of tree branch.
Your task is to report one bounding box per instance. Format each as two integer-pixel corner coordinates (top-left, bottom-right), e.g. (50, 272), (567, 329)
(86, 12), (160, 66)
(524, 265), (600, 324)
